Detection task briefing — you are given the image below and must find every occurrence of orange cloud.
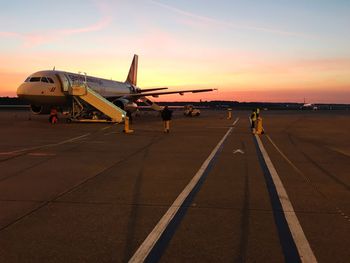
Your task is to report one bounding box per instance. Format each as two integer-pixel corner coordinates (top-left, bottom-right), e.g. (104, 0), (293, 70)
(153, 87), (350, 104)
(0, 71), (27, 96)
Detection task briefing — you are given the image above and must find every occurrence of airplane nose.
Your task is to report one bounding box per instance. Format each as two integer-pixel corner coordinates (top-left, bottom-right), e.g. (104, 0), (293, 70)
(17, 83), (27, 97)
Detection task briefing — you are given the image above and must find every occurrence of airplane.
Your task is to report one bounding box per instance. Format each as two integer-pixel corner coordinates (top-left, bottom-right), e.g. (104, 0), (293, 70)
(300, 98), (318, 110)
(16, 55), (215, 122)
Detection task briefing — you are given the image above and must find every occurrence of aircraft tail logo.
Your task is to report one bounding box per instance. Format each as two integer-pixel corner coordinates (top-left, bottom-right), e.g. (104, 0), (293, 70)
(126, 54), (138, 86)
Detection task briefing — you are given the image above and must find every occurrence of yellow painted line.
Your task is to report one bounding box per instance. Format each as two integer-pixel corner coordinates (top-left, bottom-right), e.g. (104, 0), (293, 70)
(0, 152), (17, 156)
(101, 123), (118, 134)
(27, 153), (56, 157)
(267, 135), (350, 224)
(328, 147), (350, 157)
(129, 117), (240, 262)
(46, 133), (90, 146)
(256, 135), (317, 263)
(266, 135), (304, 176)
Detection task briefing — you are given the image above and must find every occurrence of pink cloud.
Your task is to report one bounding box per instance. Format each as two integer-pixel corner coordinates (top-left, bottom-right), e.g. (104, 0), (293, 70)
(149, 0), (312, 38)
(22, 15), (112, 47)
(0, 1), (112, 47)
(0, 32), (20, 37)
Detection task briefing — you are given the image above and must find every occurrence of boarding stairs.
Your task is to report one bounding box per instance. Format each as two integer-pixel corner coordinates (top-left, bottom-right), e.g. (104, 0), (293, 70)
(139, 96), (163, 111)
(70, 83), (126, 123)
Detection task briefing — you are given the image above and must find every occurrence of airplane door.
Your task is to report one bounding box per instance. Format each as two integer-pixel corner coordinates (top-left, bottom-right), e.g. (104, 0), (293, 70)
(56, 73), (71, 94)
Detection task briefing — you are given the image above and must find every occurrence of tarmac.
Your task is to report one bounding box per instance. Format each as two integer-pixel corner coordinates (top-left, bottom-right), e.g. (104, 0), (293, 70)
(0, 109), (349, 262)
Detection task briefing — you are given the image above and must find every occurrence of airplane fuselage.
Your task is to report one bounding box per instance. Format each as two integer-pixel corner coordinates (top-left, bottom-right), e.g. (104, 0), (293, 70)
(17, 70), (138, 105)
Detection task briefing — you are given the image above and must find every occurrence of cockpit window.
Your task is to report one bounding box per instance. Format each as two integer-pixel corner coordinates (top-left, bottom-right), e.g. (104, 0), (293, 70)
(47, 77), (54, 83)
(29, 77), (41, 82)
(25, 77), (30, 82)
(41, 77), (49, 83)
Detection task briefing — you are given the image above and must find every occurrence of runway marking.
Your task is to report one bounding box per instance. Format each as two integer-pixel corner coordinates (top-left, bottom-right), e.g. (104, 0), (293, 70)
(327, 146), (350, 157)
(266, 135), (304, 175)
(129, 117), (239, 263)
(27, 152), (56, 157)
(0, 152), (17, 156)
(233, 149), (245, 154)
(1, 133), (90, 155)
(206, 126), (231, 129)
(104, 132), (119, 135)
(267, 135), (350, 224)
(255, 135), (317, 263)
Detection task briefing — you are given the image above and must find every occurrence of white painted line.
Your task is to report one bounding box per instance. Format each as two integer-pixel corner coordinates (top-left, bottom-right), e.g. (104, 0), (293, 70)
(255, 135), (317, 263)
(233, 149), (245, 154)
(129, 118), (239, 263)
(2, 133), (90, 155)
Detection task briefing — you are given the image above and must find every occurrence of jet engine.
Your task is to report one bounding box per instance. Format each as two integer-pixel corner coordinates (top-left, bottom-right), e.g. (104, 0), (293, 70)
(112, 99), (137, 112)
(30, 105), (51, 115)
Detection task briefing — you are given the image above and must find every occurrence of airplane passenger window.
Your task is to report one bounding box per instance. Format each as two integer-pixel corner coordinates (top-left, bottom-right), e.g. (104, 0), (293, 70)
(47, 77), (54, 83)
(29, 77), (41, 82)
(41, 77), (49, 83)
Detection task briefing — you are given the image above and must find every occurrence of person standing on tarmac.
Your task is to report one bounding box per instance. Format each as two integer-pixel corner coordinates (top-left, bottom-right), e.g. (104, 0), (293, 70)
(161, 106), (173, 133)
(250, 109), (257, 133)
(256, 108), (260, 118)
(49, 107), (58, 124)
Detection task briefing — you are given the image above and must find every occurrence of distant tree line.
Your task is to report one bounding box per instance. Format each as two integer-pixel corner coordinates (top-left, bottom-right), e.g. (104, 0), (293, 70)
(0, 97), (28, 105)
(1, 97), (349, 110)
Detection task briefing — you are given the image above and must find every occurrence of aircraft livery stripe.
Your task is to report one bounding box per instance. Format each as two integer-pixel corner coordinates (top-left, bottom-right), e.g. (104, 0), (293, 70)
(254, 134), (317, 263)
(129, 118), (239, 263)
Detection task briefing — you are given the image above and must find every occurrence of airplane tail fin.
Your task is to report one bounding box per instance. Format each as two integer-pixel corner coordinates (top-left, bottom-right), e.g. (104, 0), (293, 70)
(126, 54), (138, 86)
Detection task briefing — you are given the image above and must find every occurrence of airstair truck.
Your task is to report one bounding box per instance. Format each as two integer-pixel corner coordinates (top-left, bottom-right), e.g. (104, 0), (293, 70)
(184, 105), (200, 117)
(70, 83), (126, 123)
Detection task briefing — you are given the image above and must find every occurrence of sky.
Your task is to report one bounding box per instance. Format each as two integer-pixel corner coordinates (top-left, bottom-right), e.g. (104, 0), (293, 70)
(1, 0), (350, 103)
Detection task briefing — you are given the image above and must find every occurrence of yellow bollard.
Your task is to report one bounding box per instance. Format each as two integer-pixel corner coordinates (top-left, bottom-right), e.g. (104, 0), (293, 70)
(123, 117), (134, 134)
(227, 108), (232, 120)
(256, 117), (264, 135)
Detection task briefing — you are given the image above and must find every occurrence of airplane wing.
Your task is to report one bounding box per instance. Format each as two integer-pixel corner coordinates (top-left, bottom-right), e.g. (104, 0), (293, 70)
(138, 87), (168, 93)
(128, 88), (217, 98)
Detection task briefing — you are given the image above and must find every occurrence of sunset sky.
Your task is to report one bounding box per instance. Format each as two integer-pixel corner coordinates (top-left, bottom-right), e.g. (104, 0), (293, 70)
(1, 0), (349, 103)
